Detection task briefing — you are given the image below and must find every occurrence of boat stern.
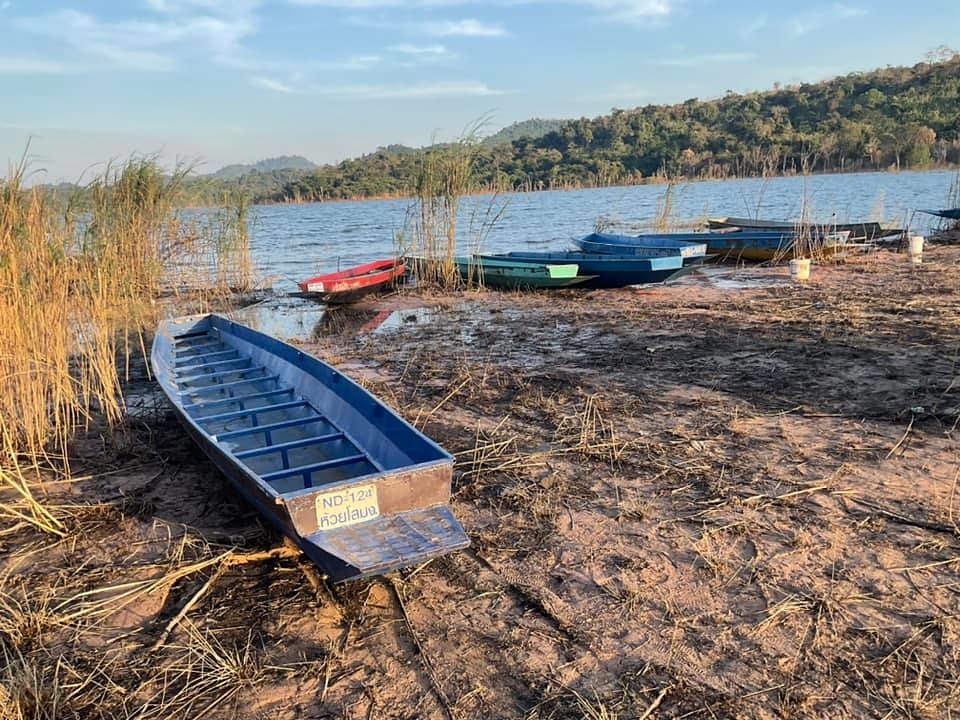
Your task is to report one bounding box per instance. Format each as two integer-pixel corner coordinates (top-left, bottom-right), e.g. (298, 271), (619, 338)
(281, 460), (469, 582)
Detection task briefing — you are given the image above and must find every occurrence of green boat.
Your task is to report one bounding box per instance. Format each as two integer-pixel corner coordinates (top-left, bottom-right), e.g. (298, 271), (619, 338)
(454, 256), (594, 289)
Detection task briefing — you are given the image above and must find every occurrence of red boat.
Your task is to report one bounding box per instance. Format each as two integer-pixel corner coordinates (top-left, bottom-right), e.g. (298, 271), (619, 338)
(296, 259), (405, 305)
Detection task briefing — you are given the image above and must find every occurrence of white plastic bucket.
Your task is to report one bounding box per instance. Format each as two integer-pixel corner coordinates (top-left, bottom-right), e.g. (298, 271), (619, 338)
(789, 258), (811, 283)
(909, 236), (924, 266)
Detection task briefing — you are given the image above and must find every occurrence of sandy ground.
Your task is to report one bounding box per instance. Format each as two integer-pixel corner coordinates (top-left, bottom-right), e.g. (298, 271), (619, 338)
(2, 244), (960, 719)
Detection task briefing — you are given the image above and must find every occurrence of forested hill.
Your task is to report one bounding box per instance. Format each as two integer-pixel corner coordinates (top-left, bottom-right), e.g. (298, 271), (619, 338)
(270, 54), (960, 203)
(209, 155), (318, 180)
(481, 119), (565, 146)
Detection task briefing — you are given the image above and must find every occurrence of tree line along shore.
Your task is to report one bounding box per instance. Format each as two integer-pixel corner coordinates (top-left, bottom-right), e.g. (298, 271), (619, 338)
(39, 53), (960, 209)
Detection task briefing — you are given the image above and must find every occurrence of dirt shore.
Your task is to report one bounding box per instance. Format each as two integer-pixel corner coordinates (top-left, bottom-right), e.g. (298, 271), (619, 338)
(3, 245), (959, 719)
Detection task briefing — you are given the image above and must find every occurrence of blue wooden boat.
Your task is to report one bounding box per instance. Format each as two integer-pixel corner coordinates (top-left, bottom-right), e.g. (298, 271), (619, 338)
(707, 216), (903, 239)
(699, 230), (850, 261)
(451, 256), (595, 289)
(151, 314), (469, 582)
(581, 230), (849, 261)
(577, 232), (708, 261)
(920, 208), (960, 221)
(481, 251), (688, 288)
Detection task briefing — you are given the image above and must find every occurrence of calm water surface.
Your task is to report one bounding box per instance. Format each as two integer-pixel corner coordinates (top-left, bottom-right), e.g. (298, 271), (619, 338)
(247, 169), (956, 293)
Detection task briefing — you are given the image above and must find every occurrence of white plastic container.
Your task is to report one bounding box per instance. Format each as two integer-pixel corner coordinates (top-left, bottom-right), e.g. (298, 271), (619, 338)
(789, 258), (811, 283)
(909, 235), (924, 266)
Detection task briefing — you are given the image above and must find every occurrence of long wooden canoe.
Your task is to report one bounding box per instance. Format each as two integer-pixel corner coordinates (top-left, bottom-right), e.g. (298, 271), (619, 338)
(482, 251), (688, 288)
(919, 208), (960, 221)
(707, 216), (902, 240)
(701, 231), (850, 261)
(577, 232), (708, 260)
(151, 314), (469, 582)
(452, 256), (595, 289)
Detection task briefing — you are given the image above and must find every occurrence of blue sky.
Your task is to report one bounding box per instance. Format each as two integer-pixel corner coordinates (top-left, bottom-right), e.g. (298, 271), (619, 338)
(1, 0), (957, 181)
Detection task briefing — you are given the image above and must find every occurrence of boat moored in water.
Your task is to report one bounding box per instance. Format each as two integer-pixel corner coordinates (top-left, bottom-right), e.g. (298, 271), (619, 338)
(701, 230), (851, 261)
(297, 259), (405, 304)
(576, 232), (708, 261)
(482, 251), (688, 288)
(919, 208), (960, 221)
(448, 256), (596, 289)
(707, 216), (902, 240)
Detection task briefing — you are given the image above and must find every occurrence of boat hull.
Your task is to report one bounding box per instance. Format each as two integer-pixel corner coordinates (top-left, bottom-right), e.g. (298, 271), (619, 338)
(577, 232), (708, 261)
(703, 233), (849, 261)
(483, 252), (689, 288)
(297, 259), (405, 305)
(920, 208), (960, 221)
(453, 257), (594, 289)
(707, 217), (900, 240)
(151, 314), (469, 582)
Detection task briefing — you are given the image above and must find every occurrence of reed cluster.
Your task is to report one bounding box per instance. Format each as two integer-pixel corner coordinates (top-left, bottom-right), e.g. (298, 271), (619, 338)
(212, 188), (254, 293)
(778, 181), (837, 263)
(0, 156), (254, 534)
(653, 181), (676, 232)
(947, 171), (960, 231)
(402, 128), (482, 289)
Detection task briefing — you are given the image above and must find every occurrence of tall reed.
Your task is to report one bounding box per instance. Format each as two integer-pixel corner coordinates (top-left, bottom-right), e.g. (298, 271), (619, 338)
(0, 155), (255, 534)
(0, 165), (79, 462)
(212, 189), (253, 293)
(653, 181), (676, 232)
(946, 171), (960, 231)
(405, 128), (482, 288)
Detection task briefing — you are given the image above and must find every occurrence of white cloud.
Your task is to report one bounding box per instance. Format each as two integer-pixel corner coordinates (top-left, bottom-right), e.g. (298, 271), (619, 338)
(653, 52), (755, 67)
(420, 19), (506, 36)
(579, 0), (675, 23)
(249, 75), (502, 98)
(790, 4), (866, 36)
(387, 43), (454, 67)
(251, 75), (296, 93)
(389, 43), (449, 55)
(333, 54), (382, 69)
(312, 81), (504, 98)
(301, 0), (679, 25)
(15, 2), (260, 71)
(0, 57), (71, 74)
(292, 0), (469, 5)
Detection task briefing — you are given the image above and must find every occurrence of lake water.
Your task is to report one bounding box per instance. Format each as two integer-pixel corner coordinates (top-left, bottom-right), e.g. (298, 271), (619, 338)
(248, 169), (958, 292)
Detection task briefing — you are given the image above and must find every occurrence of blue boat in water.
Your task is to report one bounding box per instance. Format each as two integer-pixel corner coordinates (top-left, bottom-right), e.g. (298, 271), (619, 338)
(482, 251), (688, 288)
(697, 230), (850, 260)
(578, 230), (850, 262)
(152, 314), (470, 582)
(577, 232), (708, 261)
(920, 208), (960, 221)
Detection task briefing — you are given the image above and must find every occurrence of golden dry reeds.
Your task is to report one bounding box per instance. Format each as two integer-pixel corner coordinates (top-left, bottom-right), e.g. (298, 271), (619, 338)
(404, 125), (484, 289)
(946, 171), (960, 231)
(0, 155), (255, 536)
(0, 166), (82, 462)
(653, 180), (676, 233)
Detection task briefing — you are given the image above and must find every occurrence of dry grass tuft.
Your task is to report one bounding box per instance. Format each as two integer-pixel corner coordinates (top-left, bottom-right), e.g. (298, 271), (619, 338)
(553, 393), (632, 462)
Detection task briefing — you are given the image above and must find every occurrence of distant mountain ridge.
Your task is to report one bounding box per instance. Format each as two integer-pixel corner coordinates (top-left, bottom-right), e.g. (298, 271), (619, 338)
(367, 121), (565, 156)
(208, 155), (318, 179)
(186, 121), (561, 184)
(35, 55), (960, 207)
(481, 119), (565, 146)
